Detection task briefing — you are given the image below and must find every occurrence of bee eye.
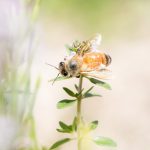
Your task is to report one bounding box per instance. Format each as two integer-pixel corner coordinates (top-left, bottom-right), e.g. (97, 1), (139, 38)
(61, 70), (68, 76)
(63, 71), (68, 76)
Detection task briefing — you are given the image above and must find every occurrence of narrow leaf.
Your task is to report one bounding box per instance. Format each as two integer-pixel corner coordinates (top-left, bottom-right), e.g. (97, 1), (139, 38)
(93, 136), (117, 147)
(57, 99), (76, 109)
(65, 44), (77, 53)
(75, 88), (84, 98)
(63, 87), (76, 97)
(84, 86), (94, 95)
(49, 138), (71, 150)
(74, 84), (79, 91)
(59, 121), (72, 131)
(56, 129), (72, 133)
(72, 117), (77, 131)
(84, 93), (102, 98)
(89, 120), (99, 130)
(59, 121), (69, 129)
(86, 77), (111, 90)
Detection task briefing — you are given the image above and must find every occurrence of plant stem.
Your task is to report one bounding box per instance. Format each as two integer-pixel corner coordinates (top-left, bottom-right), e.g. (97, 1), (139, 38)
(77, 75), (83, 150)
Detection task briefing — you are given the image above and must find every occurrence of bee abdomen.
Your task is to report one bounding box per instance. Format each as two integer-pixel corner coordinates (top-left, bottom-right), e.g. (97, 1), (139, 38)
(105, 54), (112, 66)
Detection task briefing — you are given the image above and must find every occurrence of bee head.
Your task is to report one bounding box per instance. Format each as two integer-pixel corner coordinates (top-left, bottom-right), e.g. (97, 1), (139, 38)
(59, 61), (68, 76)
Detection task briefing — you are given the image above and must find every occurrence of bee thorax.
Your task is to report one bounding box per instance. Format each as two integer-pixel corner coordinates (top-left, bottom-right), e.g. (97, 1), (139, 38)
(66, 60), (81, 77)
(69, 60), (78, 70)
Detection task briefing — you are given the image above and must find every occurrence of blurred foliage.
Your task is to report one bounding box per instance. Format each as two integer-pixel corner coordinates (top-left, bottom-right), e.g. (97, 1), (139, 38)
(0, 0), (41, 149)
(41, 0), (125, 35)
(41, 0), (150, 39)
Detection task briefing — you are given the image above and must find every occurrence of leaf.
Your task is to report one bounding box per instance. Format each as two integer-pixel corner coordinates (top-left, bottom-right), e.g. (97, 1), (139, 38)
(89, 120), (99, 130)
(74, 84), (79, 91)
(49, 138), (72, 150)
(72, 117), (77, 131)
(93, 136), (117, 147)
(59, 121), (69, 130)
(56, 129), (72, 133)
(75, 88), (84, 98)
(63, 87), (76, 97)
(84, 86), (94, 95)
(59, 121), (72, 131)
(86, 77), (111, 90)
(49, 76), (70, 82)
(57, 119), (77, 133)
(57, 99), (76, 109)
(83, 86), (101, 99)
(84, 93), (102, 99)
(56, 129), (67, 133)
(65, 44), (78, 55)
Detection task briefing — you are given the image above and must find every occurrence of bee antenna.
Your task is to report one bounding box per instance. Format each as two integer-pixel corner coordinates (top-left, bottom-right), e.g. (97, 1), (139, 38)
(45, 63), (59, 70)
(52, 73), (60, 85)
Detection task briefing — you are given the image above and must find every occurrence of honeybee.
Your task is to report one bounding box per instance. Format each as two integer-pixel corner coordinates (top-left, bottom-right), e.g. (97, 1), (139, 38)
(58, 34), (112, 80)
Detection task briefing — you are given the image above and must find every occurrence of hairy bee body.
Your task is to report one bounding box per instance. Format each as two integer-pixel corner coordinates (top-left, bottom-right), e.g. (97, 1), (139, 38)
(65, 52), (111, 77)
(58, 34), (112, 78)
(82, 52), (111, 71)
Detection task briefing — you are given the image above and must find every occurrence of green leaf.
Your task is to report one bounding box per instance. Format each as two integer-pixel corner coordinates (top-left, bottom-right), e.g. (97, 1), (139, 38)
(83, 86), (101, 99)
(57, 99), (76, 109)
(59, 121), (69, 130)
(63, 87), (76, 97)
(49, 138), (72, 150)
(72, 117), (77, 131)
(49, 76), (70, 82)
(93, 136), (117, 147)
(59, 121), (72, 131)
(74, 84), (79, 91)
(65, 44), (77, 54)
(56, 129), (67, 133)
(57, 119), (77, 133)
(86, 77), (111, 90)
(56, 129), (72, 133)
(75, 88), (84, 98)
(89, 120), (99, 130)
(84, 93), (102, 98)
(84, 86), (94, 95)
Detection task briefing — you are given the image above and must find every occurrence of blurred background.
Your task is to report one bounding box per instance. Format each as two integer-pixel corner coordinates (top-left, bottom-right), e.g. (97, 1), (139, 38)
(0, 0), (150, 150)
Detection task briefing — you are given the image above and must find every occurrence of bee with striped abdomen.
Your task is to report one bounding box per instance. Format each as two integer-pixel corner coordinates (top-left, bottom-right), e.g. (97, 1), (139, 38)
(58, 34), (112, 79)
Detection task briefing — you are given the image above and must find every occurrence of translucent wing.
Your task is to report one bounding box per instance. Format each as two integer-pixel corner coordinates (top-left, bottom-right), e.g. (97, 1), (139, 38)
(88, 33), (102, 51)
(81, 69), (112, 80)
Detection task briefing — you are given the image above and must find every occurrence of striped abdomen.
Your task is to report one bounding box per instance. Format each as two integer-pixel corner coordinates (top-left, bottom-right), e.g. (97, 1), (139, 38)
(82, 52), (111, 71)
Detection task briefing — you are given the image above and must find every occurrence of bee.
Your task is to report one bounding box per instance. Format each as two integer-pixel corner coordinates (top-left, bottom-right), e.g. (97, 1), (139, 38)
(47, 34), (111, 83)
(58, 34), (112, 80)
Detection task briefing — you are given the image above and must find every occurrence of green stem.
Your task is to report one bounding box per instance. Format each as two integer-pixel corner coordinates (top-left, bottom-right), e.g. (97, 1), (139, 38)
(77, 75), (83, 150)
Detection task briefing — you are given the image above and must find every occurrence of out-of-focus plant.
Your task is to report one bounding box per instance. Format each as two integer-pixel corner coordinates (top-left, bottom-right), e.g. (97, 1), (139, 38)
(0, 0), (41, 149)
(49, 35), (117, 150)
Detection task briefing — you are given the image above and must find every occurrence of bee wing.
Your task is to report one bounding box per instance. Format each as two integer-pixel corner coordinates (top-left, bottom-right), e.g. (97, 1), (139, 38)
(81, 69), (112, 80)
(89, 34), (102, 51)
